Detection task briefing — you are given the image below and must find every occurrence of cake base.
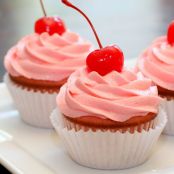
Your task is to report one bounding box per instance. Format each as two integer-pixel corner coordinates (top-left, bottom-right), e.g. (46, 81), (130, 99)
(63, 112), (157, 133)
(9, 74), (66, 93)
(157, 85), (174, 99)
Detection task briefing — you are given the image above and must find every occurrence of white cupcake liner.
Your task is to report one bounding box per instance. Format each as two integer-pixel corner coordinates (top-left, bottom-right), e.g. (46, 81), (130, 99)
(50, 108), (167, 170)
(4, 74), (58, 128)
(161, 98), (174, 135)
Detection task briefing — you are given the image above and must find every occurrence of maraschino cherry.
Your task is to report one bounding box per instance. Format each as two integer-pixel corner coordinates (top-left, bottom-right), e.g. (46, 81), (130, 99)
(167, 21), (174, 46)
(35, 0), (66, 35)
(62, 0), (124, 76)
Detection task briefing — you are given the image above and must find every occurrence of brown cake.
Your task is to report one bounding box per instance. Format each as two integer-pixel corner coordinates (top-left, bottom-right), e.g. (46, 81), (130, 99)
(9, 75), (67, 93)
(157, 85), (174, 100)
(63, 112), (157, 133)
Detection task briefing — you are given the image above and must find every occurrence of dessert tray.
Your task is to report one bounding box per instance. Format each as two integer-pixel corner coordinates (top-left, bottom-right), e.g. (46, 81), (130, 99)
(1, 59), (174, 174)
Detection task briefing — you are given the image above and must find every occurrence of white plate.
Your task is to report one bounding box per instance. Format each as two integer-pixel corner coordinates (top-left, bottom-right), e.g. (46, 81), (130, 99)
(1, 60), (174, 174)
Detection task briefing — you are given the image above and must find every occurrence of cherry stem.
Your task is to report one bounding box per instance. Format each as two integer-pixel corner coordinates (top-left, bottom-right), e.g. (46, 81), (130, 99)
(40, 0), (47, 17)
(61, 0), (103, 49)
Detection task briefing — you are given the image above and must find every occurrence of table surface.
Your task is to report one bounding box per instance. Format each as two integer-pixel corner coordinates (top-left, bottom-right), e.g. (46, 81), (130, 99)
(0, 0), (174, 81)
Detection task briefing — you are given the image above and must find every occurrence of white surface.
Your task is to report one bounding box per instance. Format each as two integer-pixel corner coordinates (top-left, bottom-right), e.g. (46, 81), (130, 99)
(0, 60), (174, 174)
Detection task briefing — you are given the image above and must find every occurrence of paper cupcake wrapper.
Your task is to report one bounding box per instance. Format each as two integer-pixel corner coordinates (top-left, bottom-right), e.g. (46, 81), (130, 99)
(50, 108), (167, 170)
(161, 98), (174, 135)
(4, 74), (58, 128)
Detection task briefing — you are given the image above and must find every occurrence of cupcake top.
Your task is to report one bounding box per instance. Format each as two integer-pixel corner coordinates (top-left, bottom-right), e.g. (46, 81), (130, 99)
(57, 67), (161, 122)
(4, 31), (93, 81)
(137, 36), (174, 91)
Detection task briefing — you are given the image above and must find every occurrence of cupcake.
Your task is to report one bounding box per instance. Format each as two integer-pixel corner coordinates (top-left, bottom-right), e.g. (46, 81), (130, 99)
(51, 62), (167, 169)
(4, 15), (93, 128)
(137, 21), (174, 135)
(51, 0), (166, 169)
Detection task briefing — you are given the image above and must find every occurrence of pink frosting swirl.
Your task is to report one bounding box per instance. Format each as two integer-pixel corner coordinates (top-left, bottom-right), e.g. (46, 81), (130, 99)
(4, 31), (93, 81)
(137, 36), (174, 90)
(57, 67), (161, 122)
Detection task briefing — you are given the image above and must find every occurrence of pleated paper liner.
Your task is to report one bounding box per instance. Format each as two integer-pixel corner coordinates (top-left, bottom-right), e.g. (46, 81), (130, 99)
(4, 74), (58, 128)
(50, 108), (167, 170)
(161, 97), (174, 135)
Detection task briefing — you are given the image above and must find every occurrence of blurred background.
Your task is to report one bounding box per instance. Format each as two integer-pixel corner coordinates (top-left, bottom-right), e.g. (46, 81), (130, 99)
(0, 0), (174, 81)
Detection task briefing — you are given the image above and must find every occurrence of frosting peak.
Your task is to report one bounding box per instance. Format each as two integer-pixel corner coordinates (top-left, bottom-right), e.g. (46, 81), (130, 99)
(4, 31), (93, 81)
(137, 36), (174, 90)
(57, 67), (161, 122)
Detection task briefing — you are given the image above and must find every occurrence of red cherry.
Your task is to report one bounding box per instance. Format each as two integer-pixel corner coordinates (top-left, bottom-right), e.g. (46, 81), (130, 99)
(86, 46), (124, 76)
(167, 21), (174, 45)
(34, 16), (66, 35)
